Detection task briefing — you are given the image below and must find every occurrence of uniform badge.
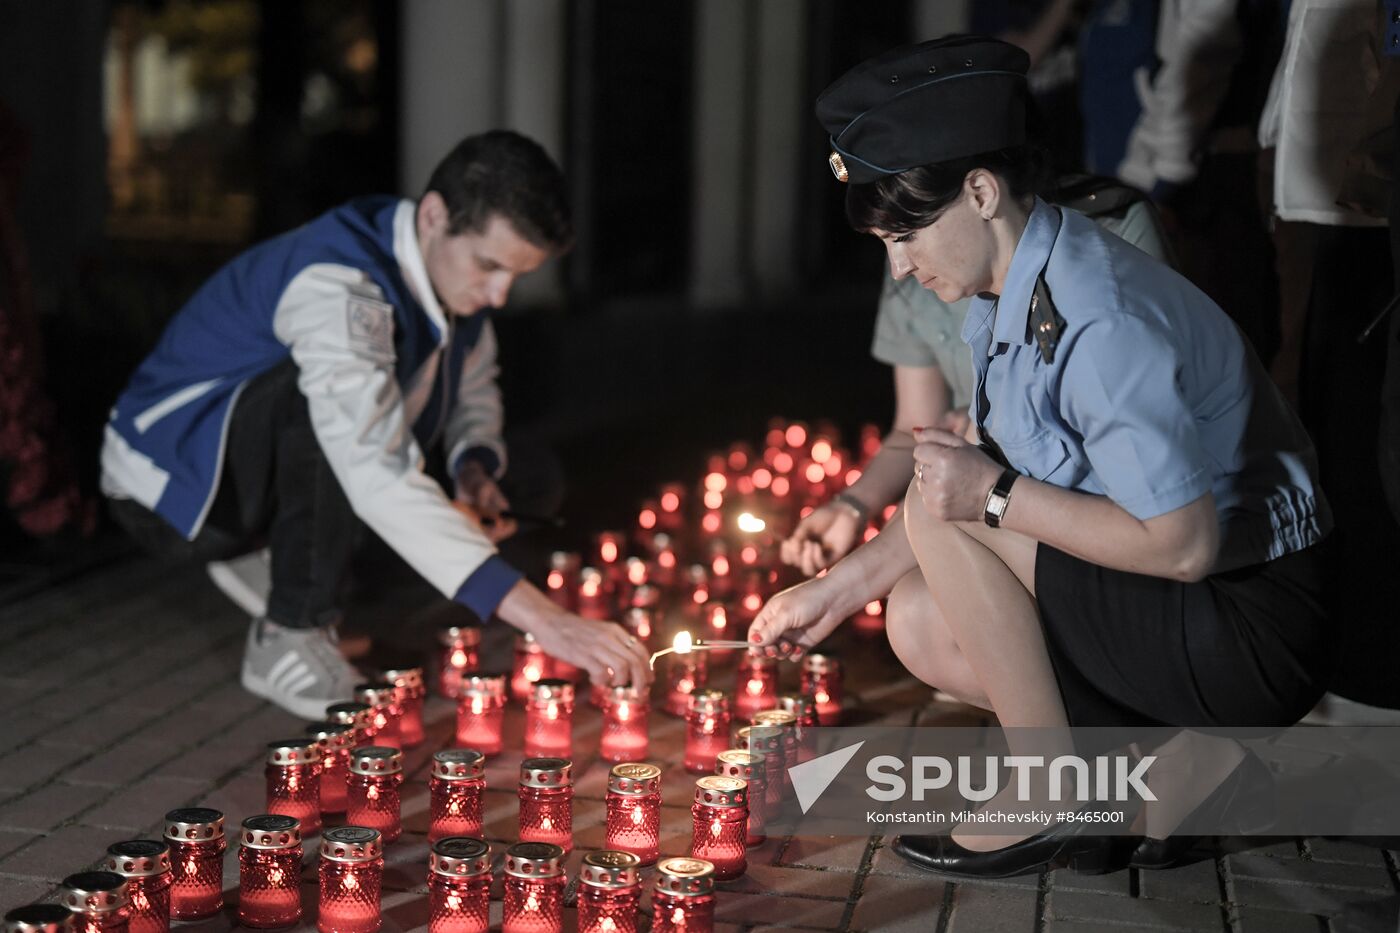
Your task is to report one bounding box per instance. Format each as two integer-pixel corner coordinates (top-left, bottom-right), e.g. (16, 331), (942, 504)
(346, 296), (393, 357)
(828, 151), (849, 182)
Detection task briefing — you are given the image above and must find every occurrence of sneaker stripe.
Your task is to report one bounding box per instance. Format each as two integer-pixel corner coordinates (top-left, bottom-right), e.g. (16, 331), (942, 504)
(284, 672), (318, 695)
(267, 652), (300, 683)
(274, 661), (311, 691)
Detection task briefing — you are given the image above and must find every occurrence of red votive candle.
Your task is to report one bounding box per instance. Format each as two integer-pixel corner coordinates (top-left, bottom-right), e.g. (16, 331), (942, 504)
(685, 690), (732, 774)
(546, 551), (580, 611)
(690, 776), (749, 880)
(60, 872), (128, 933)
(427, 838), (491, 933)
(264, 738), (322, 834)
(651, 533), (679, 587)
(715, 750), (767, 846)
(103, 841), (171, 933)
(511, 635), (550, 703)
(304, 722), (355, 814)
(853, 599), (885, 635)
(578, 567), (611, 621)
(382, 667), (427, 748)
(353, 683), (401, 749)
(4, 905), (74, 932)
(751, 710), (799, 792)
(601, 685), (650, 763)
(664, 651), (708, 717)
(776, 694), (819, 764)
(162, 808), (225, 920)
(624, 557), (650, 593)
(455, 674), (507, 756)
(237, 815), (302, 929)
(346, 747), (404, 843)
(318, 827), (383, 933)
(800, 654), (844, 726)
(734, 725), (784, 813)
(326, 702), (373, 748)
(436, 625), (482, 698)
(621, 607), (654, 648)
(524, 679), (574, 759)
(733, 655), (779, 722)
(429, 749), (485, 842)
(577, 851), (642, 933)
(685, 564), (710, 609)
(604, 763), (661, 864)
(518, 757), (573, 851)
(502, 843), (566, 933)
(651, 858), (716, 933)
(704, 605), (736, 659)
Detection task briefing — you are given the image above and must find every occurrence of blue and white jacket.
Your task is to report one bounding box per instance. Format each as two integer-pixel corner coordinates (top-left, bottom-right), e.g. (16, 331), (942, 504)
(100, 197), (522, 619)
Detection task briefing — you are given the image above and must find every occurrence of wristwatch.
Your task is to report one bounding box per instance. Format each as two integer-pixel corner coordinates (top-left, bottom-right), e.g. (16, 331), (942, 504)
(983, 468), (1019, 528)
(830, 492), (870, 526)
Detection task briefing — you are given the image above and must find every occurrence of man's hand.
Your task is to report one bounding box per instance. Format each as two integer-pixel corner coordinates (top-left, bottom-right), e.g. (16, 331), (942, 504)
(911, 427), (1002, 522)
(780, 503), (862, 576)
(531, 612), (654, 689)
(455, 460), (517, 543)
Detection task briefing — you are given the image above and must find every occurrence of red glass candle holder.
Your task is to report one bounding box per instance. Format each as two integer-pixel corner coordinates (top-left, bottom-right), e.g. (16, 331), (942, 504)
(604, 763), (661, 865)
(60, 872), (129, 933)
(715, 750), (767, 846)
(577, 851), (641, 933)
(264, 738), (322, 834)
(800, 653), (844, 726)
(664, 652), (708, 717)
(436, 625), (482, 698)
(4, 904), (75, 933)
(382, 667), (427, 748)
(853, 598), (885, 635)
(600, 685), (650, 763)
(684, 690), (732, 774)
(620, 607), (655, 648)
(546, 551), (580, 611)
(734, 725), (785, 813)
(456, 674), (507, 755)
(652, 857), (716, 933)
(103, 841), (171, 933)
(685, 564), (710, 610)
(733, 655), (779, 722)
(162, 808), (225, 920)
(305, 722), (355, 814)
(427, 837), (491, 933)
(346, 747), (404, 843)
(326, 702), (374, 748)
(624, 557), (650, 593)
(651, 533), (678, 587)
(577, 567), (611, 621)
(318, 827), (384, 933)
(523, 679), (574, 759)
(237, 815), (302, 929)
(353, 683), (401, 749)
(502, 842), (566, 933)
(752, 710), (799, 794)
(690, 776), (749, 881)
(511, 635), (550, 703)
(776, 694), (819, 764)
(428, 749), (485, 842)
(518, 757), (573, 851)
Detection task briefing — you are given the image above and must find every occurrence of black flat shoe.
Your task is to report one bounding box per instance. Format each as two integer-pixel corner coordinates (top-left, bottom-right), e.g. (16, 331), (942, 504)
(1130, 750), (1275, 871)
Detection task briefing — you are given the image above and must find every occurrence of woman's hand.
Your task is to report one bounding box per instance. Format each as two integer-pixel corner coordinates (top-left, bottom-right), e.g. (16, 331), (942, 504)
(747, 577), (844, 660)
(911, 427), (1002, 522)
(530, 612), (654, 689)
(780, 502), (862, 576)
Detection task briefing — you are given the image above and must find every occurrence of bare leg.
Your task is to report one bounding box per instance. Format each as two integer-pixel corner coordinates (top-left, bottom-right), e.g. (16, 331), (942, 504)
(886, 569), (991, 710)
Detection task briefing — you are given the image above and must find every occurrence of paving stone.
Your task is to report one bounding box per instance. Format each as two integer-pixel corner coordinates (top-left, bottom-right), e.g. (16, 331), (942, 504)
(1226, 853), (1393, 893)
(76, 775), (207, 833)
(1045, 889), (1223, 930)
(0, 743), (93, 794)
(65, 739), (174, 787)
(717, 862), (858, 900)
(1228, 879), (1361, 918)
(1232, 905), (1327, 933)
(777, 834), (870, 872)
(947, 883), (1040, 932)
(1304, 838), (1390, 867)
(1136, 859), (1221, 904)
(0, 875), (58, 907)
(849, 872), (948, 932)
(34, 707), (160, 750)
(0, 829), (40, 860)
(1047, 865), (1133, 896)
(0, 825), (108, 881)
(711, 890), (849, 929)
(0, 782), (112, 834)
(380, 832), (432, 893)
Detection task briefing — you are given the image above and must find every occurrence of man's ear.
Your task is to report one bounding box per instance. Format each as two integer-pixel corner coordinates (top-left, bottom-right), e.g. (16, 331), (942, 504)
(417, 190), (449, 239)
(965, 169), (1002, 220)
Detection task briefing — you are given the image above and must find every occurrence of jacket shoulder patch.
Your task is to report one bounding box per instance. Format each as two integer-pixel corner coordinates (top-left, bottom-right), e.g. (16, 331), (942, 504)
(346, 295), (393, 356)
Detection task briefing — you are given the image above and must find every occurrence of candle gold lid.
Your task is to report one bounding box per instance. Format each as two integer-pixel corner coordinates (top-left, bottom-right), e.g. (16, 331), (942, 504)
(352, 683), (395, 707)
(382, 667), (424, 689)
(303, 721), (355, 750)
(801, 653), (841, 675)
(163, 807), (225, 842)
(240, 815), (301, 849)
(432, 748), (485, 781)
(58, 872), (127, 913)
(429, 837), (491, 877)
(265, 738), (321, 766)
(777, 693), (817, 720)
(579, 850), (641, 889)
(689, 689), (729, 715)
(461, 673), (507, 696)
(504, 842), (565, 877)
(734, 724), (783, 753)
(607, 762), (661, 795)
(4, 904), (74, 932)
(606, 683), (647, 705)
(629, 583), (660, 608)
(752, 709), (797, 729)
(439, 624), (483, 647)
(654, 857), (716, 896)
(520, 756), (572, 788)
(694, 774), (748, 807)
(350, 746), (403, 776)
(715, 748), (765, 782)
(529, 678), (575, 703)
(320, 827), (382, 862)
(104, 840), (170, 878)
(325, 701), (371, 725)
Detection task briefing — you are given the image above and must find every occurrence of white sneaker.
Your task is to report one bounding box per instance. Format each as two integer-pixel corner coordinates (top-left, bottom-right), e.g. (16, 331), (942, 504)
(240, 618), (359, 719)
(208, 549), (272, 618)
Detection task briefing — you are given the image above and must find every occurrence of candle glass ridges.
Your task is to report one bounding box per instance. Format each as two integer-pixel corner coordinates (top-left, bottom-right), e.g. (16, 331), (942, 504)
(604, 763), (662, 865)
(664, 651), (708, 717)
(427, 837), (491, 933)
(651, 857), (716, 933)
(734, 725), (785, 813)
(502, 842), (566, 933)
(3, 904), (75, 933)
(428, 749), (485, 842)
(264, 738), (323, 834)
(237, 815), (302, 929)
(716, 749), (768, 846)
(326, 702), (374, 748)
(436, 625), (482, 699)
(600, 685), (650, 763)
(799, 654), (844, 726)
(162, 808), (226, 920)
(60, 871), (129, 933)
(733, 655), (779, 722)
(776, 694), (819, 764)
(456, 674), (507, 755)
(346, 747), (404, 843)
(690, 776), (749, 880)
(577, 566), (611, 621)
(576, 851), (641, 933)
(684, 690), (732, 774)
(353, 683), (402, 749)
(318, 827), (384, 933)
(511, 634), (550, 703)
(382, 667), (427, 748)
(751, 710), (799, 799)
(523, 679), (574, 759)
(103, 840), (172, 933)
(518, 757), (573, 852)
(305, 722), (355, 814)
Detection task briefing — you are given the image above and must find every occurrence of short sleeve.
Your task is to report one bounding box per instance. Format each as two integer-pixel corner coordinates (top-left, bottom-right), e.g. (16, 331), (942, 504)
(871, 277), (942, 367)
(1057, 313), (1213, 520)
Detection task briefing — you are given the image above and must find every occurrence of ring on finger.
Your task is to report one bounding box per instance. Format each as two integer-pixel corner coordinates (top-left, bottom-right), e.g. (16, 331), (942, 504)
(916, 463), (925, 482)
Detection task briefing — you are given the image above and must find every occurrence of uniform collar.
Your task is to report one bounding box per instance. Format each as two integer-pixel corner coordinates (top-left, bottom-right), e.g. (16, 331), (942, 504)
(990, 196), (1058, 347)
(393, 198), (449, 340)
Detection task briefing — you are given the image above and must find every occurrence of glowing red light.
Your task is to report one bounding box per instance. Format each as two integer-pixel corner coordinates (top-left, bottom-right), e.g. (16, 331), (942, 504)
(712, 556), (730, 576)
(752, 468), (772, 489)
(824, 455), (843, 477)
(710, 607), (727, 630)
(863, 526), (879, 542)
(582, 579), (600, 598)
(804, 463), (824, 484)
(600, 541), (619, 563)
(740, 546), (758, 565)
(627, 560), (648, 585)
(703, 490), (723, 510)
(547, 571), (564, 590)
(736, 476), (755, 495)
(785, 425), (807, 448)
(771, 476), (790, 497)
(658, 551), (677, 569)
(765, 429), (784, 449)
(845, 468), (862, 486)
(883, 504), (898, 521)
(701, 512), (722, 533)
(811, 440), (832, 463)
(639, 509), (657, 530)
(865, 600), (883, 616)
(773, 452), (794, 474)
(743, 594), (761, 611)
(692, 588), (708, 605)
(799, 506), (814, 519)
(704, 472), (727, 492)
(661, 492), (681, 513)
(729, 448), (750, 471)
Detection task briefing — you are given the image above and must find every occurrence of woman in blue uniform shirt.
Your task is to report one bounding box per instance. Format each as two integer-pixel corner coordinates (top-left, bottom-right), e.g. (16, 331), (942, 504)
(750, 36), (1333, 878)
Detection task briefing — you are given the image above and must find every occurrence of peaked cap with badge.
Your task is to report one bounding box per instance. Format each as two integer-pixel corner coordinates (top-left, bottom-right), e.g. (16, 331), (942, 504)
(816, 36), (1030, 184)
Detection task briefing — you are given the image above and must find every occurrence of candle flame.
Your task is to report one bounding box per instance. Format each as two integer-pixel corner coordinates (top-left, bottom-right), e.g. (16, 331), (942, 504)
(746, 678), (765, 697)
(736, 512), (766, 533)
(526, 893), (540, 911)
(547, 570), (564, 590)
(185, 859), (197, 876)
(711, 818), (722, 838)
(673, 631), (693, 654)
(544, 700), (559, 720)
(471, 696), (485, 715)
(601, 918), (617, 932)
(342, 873), (358, 890)
(601, 540), (619, 563)
(616, 702), (631, 721)
(367, 784), (379, 801)
(671, 908), (686, 924)
(269, 867), (284, 884)
(815, 690), (830, 704)
(446, 895), (462, 910)
(541, 817), (552, 830)
(632, 805), (644, 825)
(451, 648), (469, 667)
(661, 491), (681, 512)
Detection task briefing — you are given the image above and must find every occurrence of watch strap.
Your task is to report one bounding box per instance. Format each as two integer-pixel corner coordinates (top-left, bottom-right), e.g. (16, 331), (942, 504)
(983, 468), (1019, 528)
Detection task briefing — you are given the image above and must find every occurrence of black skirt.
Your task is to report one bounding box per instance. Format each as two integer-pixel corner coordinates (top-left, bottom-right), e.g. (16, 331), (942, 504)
(1034, 542), (1333, 729)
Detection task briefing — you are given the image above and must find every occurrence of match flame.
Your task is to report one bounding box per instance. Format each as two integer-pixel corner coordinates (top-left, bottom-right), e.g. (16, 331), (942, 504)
(673, 631), (693, 654)
(736, 512), (766, 533)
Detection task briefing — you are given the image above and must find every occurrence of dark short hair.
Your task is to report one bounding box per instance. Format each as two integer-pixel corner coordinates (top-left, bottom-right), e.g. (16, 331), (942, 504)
(424, 130), (574, 252)
(845, 145), (1049, 234)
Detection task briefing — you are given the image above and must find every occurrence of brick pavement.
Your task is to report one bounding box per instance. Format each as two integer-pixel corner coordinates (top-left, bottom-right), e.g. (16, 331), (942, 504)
(2, 555), (1399, 931)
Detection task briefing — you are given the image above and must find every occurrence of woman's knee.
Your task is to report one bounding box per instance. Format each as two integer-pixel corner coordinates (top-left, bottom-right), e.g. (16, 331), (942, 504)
(886, 570), (957, 672)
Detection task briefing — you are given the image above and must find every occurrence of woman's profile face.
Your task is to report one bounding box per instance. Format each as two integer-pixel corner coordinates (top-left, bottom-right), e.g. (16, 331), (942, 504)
(872, 172), (1000, 304)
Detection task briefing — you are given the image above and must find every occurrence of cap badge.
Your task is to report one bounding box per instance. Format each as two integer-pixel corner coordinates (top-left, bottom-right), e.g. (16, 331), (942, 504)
(828, 151), (848, 183)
